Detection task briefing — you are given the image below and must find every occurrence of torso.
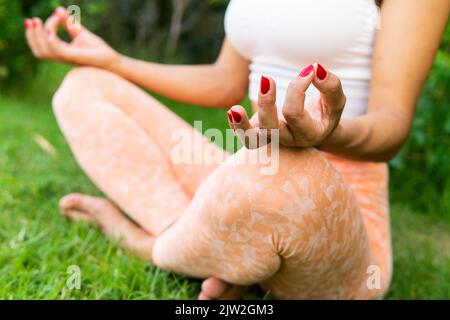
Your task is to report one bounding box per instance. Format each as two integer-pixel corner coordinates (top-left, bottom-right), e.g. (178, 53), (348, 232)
(225, 0), (380, 118)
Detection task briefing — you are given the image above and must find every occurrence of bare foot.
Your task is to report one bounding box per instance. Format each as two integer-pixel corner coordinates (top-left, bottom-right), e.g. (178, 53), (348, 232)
(198, 277), (248, 300)
(59, 193), (121, 228)
(61, 195), (248, 297)
(60, 193), (154, 261)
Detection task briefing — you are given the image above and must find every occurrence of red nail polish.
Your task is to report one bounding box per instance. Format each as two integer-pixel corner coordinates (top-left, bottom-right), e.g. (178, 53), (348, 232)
(24, 19), (31, 29)
(317, 64), (328, 80)
(299, 65), (314, 77)
(260, 75), (270, 95)
(230, 110), (241, 123)
(227, 111), (233, 122)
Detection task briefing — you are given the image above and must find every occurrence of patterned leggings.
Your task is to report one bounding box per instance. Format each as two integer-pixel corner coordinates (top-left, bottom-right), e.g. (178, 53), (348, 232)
(53, 67), (392, 299)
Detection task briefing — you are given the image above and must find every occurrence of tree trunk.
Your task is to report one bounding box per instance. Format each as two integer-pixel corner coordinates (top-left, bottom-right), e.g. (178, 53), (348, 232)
(166, 0), (189, 58)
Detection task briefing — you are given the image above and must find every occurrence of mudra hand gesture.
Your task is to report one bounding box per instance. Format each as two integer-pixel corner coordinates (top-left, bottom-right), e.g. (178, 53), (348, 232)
(227, 64), (347, 149)
(25, 7), (119, 69)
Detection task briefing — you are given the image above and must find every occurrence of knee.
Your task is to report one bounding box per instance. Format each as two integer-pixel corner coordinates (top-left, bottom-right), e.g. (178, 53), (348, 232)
(208, 146), (364, 258)
(207, 147), (329, 227)
(61, 66), (110, 85)
(53, 67), (89, 113)
(52, 67), (112, 115)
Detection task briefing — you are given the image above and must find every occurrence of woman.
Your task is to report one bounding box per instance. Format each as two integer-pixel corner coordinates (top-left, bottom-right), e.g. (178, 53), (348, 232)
(24, 0), (448, 299)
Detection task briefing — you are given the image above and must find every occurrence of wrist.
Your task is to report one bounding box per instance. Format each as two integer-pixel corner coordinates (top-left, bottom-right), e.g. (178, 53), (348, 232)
(106, 52), (126, 75)
(317, 122), (345, 151)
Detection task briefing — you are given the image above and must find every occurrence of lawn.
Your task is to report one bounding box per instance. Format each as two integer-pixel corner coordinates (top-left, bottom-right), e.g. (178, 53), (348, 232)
(0, 65), (449, 299)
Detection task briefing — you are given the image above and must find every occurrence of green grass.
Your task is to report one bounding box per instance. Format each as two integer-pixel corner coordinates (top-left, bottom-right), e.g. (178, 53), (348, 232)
(0, 65), (449, 299)
(0, 95), (201, 299)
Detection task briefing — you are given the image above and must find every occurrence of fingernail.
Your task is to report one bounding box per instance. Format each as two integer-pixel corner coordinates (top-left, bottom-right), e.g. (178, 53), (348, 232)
(24, 19), (32, 29)
(299, 65), (314, 77)
(227, 111), (233, 122)
(31, 19), (37, 27)
(317, 64), (328, 80)
(260, 75), (270, 95)
(230, 110), (241, 123)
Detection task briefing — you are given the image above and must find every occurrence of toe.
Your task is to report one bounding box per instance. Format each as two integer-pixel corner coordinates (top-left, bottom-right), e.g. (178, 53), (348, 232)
(221, 285), (245, 300)
(61, 209), (94, 222)
(198, 292), (212, 300)
(59, 194), (96, 222)
(59, 193), (111, 213)
(201, 278), (232, 299)
(59, 193), (86, 211)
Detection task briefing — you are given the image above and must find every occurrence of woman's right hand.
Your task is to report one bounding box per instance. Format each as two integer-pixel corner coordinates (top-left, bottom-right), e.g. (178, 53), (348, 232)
(227, 64), (346, 149)
(24, 7), (120, 70)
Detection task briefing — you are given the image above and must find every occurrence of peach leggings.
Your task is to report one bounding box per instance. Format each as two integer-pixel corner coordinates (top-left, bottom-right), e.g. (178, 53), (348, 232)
(53, 67), (392, 299)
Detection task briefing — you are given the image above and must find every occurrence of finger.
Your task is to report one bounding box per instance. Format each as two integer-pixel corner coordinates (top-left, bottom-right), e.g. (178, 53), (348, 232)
(228, 106), (261, 149)
(32, 18), (51, 58)
(312, 64), (346, 115)
(44, 10), (75, 60)
(28, 18), (47, 58)
(25, 19), (40, 57)
(257, 75), (279, 140)
(282, 64), (315, 132)
(228, 105), (254, 135)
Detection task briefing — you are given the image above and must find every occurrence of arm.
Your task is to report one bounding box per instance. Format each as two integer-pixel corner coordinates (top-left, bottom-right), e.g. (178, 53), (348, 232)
(226, 0), (448, 160)
(318, 0), (450, 161)
(25, 7), (250, 109)
(111, 39), (250, 108)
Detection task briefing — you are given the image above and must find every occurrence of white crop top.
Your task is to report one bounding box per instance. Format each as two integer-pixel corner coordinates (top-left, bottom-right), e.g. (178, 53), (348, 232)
(225, 0), (380, 118)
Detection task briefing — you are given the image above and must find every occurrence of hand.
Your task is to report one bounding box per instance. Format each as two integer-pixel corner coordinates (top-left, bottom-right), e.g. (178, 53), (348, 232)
(24, 7), (120, 70)
(227, 64), (346, 148)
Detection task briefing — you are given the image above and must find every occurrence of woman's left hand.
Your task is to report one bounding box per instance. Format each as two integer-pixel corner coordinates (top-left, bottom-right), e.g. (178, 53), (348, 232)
(227, 64), (346, 148)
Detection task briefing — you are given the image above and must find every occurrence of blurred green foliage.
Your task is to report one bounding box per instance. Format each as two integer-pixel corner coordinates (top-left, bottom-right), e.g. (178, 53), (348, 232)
(0, 1), (449, 217)
(0, 0), (228, 86)
(0, 0), (60, 82)
(390, 25), (450, 216)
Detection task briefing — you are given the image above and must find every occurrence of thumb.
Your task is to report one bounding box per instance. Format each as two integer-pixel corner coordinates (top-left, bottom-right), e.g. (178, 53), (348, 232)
(227, 106), (262, 149)
(47, 33), (77, 60)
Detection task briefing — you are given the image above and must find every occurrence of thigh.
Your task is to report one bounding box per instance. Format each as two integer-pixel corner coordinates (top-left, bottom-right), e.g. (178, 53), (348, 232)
(54, 67), (229, 197)
(53, 95), (190, 235)
(323, 153), (393, 298)
(152, 147), (371, 299)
